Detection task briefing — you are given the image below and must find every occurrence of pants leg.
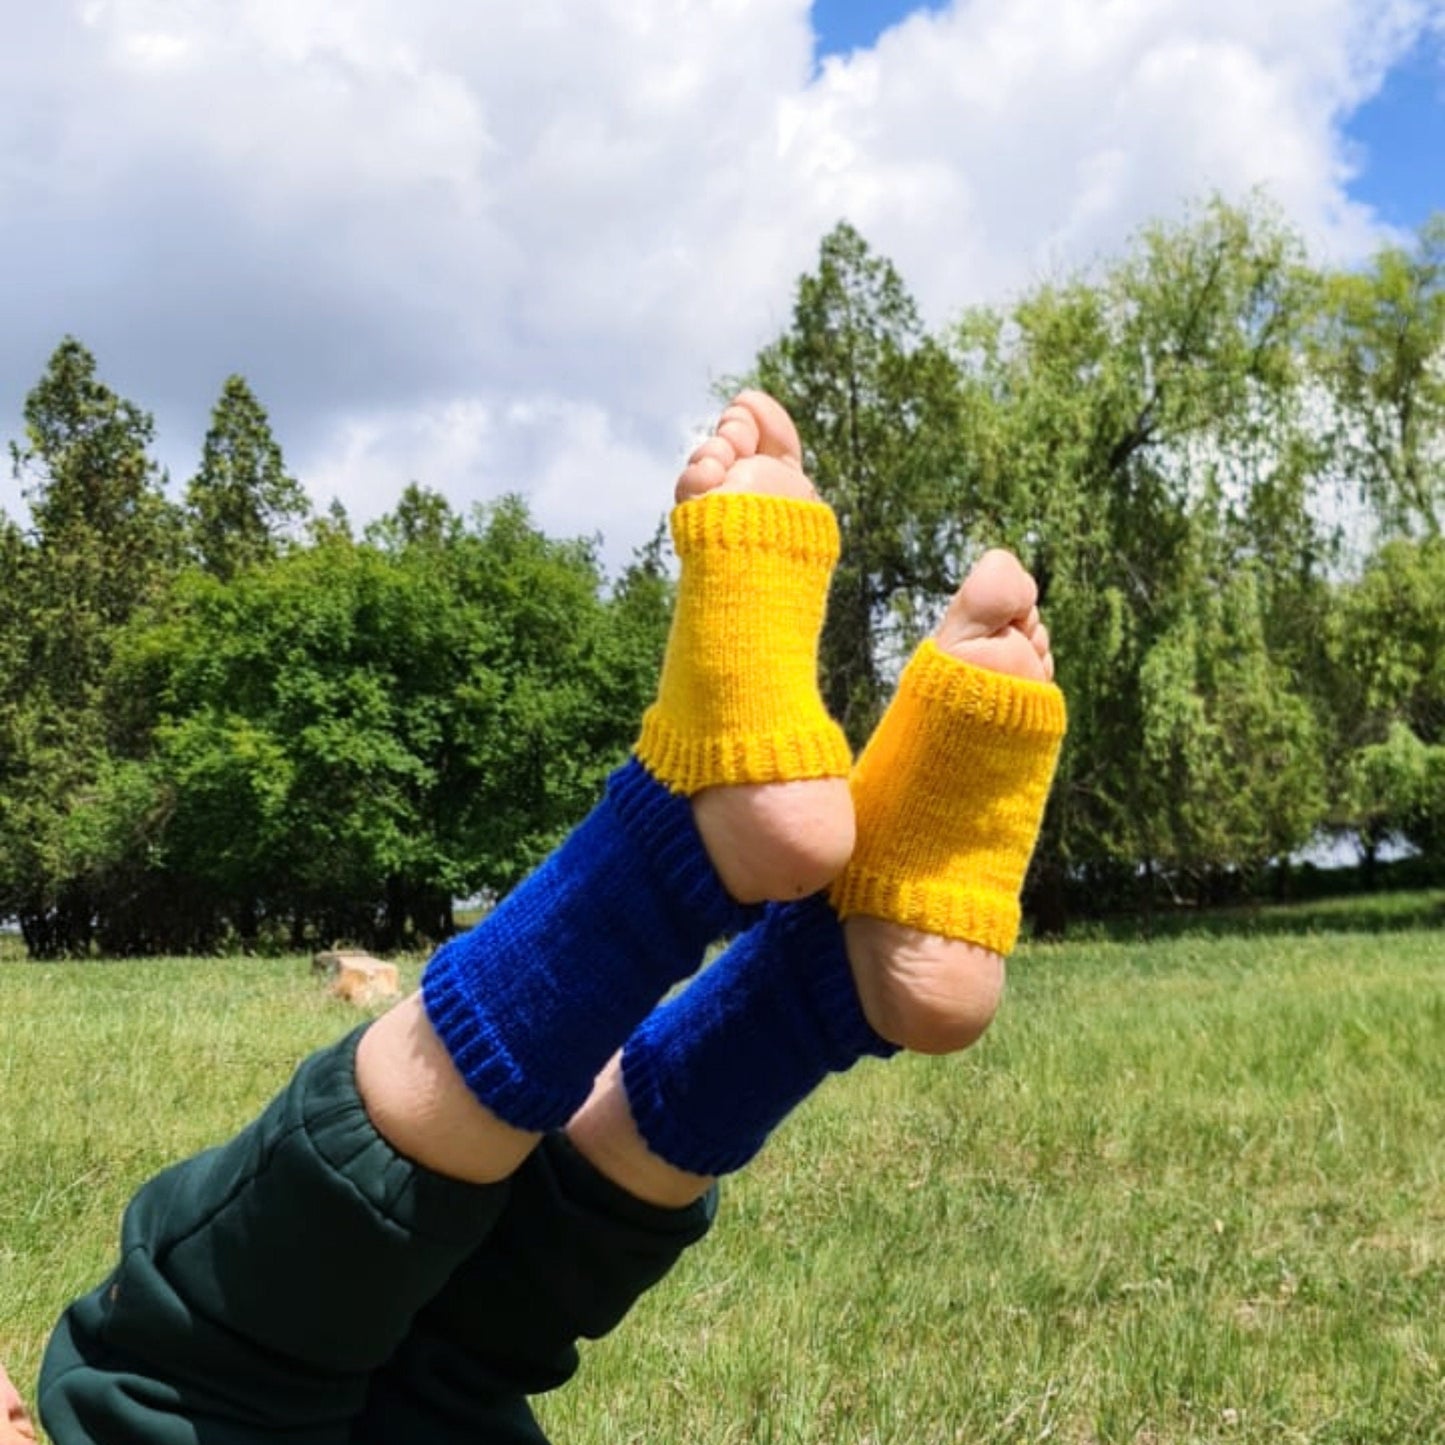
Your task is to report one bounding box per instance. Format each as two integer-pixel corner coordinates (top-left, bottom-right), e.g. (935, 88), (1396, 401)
(39, 1028), (509, 1445)
(356, 1133), (717, 1444)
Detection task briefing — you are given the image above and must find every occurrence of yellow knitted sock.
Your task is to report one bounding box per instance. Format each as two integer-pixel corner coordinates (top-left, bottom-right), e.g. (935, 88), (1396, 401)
(635, 490), (851, 795)
(830, 640), (1067, 955)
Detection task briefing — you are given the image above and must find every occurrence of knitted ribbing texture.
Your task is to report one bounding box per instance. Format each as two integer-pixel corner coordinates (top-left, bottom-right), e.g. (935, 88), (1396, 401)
(423, 760), (750, 1134)
(830, 642), (1067, 955)
(634, 491), (852, 794)
(621, 895), (895, 1177)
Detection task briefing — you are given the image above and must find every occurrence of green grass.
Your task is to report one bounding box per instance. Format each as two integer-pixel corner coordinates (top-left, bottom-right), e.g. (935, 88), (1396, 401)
(2, 910), (1443, 1443)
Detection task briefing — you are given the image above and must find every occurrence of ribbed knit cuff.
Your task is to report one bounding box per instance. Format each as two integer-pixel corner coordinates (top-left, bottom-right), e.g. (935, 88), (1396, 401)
(671, 488), (841, 562)
(622, 896), (895, 1177)
(831, 643), (1066, 955)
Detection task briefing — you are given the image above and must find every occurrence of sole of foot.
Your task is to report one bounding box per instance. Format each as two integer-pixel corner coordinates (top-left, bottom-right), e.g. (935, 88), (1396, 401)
(679, 391), (854, 903)
(845, 549), (1054, 1054)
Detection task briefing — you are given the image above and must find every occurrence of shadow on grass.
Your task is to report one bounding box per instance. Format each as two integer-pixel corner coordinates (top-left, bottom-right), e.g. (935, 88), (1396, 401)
(1060, 888), (1445, 944)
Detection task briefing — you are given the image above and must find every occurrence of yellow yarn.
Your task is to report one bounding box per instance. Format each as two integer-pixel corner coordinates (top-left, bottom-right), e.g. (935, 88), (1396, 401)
(830, 640), (1067, 956)
(635, 491), (851, 794)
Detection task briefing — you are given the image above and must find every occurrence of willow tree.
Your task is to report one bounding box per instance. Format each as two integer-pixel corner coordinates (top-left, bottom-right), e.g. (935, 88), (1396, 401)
(1321, 215), (1445, 540)
(1326, 536), (1445, 872)
(950, 199), (1331, 916)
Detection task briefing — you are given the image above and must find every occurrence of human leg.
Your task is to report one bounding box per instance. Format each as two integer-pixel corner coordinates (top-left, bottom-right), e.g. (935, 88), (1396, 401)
(343, 393), (856, 1440)
(612, 545), (1065, 1178)
(355, 1133), (715, 1444)
(357, 388), (856, 1188)
(38, 1029), (510, 1445)
(39, 390), (853, 1445)
(348, 547), (1064, 1443)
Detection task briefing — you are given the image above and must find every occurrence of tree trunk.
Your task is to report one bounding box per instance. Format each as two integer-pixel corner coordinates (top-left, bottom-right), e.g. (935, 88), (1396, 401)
(1025, 858), (1068, 939)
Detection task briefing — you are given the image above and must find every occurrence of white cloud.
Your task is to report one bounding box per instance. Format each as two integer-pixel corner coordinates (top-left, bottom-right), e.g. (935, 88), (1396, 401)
(304, 393), (680, 562)
(0, 0), (1435, 571)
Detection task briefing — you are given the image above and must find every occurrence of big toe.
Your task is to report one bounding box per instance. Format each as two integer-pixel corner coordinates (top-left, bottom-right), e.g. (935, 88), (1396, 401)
(942, 550), (1036, 638)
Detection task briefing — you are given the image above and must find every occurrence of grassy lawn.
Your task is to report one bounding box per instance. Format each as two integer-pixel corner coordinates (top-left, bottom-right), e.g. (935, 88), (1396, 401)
(2, 901), (1443, 1443)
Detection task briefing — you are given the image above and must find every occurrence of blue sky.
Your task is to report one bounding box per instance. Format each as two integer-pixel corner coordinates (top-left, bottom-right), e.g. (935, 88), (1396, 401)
(811, 0), (947, 61)
(1342, 24), (1445, 230)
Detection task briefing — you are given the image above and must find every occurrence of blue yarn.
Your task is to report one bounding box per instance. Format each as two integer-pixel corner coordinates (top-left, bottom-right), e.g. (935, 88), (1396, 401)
(621, 894), (897, 1176)
(423, 759), (750, 1133)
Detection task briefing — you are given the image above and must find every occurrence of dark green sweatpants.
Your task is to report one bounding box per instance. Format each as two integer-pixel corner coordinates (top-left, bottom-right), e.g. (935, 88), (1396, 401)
(38, 1028), (715, 1445)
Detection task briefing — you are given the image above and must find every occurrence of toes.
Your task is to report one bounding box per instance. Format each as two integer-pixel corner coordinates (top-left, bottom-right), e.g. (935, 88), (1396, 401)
(676, 391), (814, 504)
(691, 434), (738, 467)
(972, 550), (1038, 622)
(714, 403), (763, 462)
(1031, 622), (1054, 681)
(934, 550), (1056, 682)
(729, 390), (804, 468)
(1024, 608), (1057, 678)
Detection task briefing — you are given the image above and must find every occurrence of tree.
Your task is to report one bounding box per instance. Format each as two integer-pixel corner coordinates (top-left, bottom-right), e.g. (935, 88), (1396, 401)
(0, 339), (181, 955)
(104, 494), (671, 953)
(1326, 536), (1445, 869)
(1320, 215), (1445, 539)
(751, 222), (969, 744)
(1136, 564), (1326, 891)
(11, 337), (180, 628)
(947, 199), (1331, 917)
(0, 516), (32, 928)
(187, 375), (310, 579)
(365, 481), (463, 552)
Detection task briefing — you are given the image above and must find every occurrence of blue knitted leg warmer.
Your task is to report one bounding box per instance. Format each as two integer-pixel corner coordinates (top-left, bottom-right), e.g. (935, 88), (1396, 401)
(621, 894), (896, 1176)
(423, 759), (750, 1133)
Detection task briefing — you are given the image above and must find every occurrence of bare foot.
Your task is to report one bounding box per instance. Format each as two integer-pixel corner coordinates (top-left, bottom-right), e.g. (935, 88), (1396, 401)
(675, 390), (815, 503)
(679, 391), (855, 903)
(0, 1365), (36, 1445)
(845, 549), (1056, 1054)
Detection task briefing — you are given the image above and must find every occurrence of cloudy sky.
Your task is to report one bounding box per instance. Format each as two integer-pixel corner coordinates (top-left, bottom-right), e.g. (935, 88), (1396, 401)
(2, 0), (1442, 571)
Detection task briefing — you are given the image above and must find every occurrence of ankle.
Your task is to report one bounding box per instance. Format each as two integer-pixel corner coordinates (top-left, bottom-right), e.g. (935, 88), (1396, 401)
(355, 994), (540, 1185)
(566, 1058), (714, 1210)
(620, 896), (893, 1178)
